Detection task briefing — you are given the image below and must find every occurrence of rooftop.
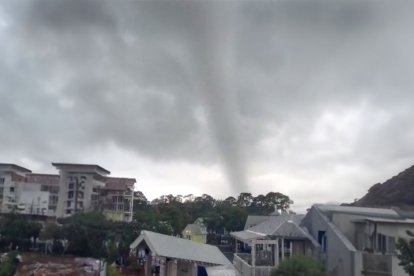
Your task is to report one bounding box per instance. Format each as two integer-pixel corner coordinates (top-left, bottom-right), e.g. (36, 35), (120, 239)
(52, 163), (110, 175)
(315, 204), (400, 219)
(130, 230), (231, 266)
(244, 215), (273, 230)
(103, 177), (136, 191)
(0, 163), (32, 174)
(231, 214), (317, 244)
(26, 173), (60, 185)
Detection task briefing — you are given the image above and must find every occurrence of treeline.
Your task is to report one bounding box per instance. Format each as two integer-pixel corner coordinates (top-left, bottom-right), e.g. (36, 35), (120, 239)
(133, 191), (293, 236)
(0, 191), (292, 261)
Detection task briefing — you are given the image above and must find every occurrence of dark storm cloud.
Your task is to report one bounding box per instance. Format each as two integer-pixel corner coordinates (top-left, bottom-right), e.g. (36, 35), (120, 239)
(1, 0), (414, 199)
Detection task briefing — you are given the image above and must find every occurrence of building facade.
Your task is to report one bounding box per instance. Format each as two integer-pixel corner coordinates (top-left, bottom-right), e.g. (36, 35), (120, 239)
(301, 204), (414, 276)
(0, 163), (136, 222)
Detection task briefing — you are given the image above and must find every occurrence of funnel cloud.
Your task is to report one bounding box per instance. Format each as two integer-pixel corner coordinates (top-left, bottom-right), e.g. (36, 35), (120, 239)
(1, 1), (414, 210)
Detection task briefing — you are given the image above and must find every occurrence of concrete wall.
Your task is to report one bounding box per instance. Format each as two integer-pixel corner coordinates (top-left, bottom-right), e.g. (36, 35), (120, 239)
(15, 184), (49, 215)
(0, 173), (14, 212)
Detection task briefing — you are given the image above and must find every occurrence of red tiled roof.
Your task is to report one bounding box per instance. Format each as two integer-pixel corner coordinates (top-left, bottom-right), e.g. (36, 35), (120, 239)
(103, 177), (136, 191)
(11, 172), (26, 182)
(25, 173), (60, 186)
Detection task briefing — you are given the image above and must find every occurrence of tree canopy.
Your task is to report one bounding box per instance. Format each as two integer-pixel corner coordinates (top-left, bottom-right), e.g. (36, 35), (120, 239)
(133, 191), (293, 236)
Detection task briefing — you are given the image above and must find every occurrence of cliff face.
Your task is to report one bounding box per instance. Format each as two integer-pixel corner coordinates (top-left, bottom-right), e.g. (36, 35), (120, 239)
(352, 164), (414, 207)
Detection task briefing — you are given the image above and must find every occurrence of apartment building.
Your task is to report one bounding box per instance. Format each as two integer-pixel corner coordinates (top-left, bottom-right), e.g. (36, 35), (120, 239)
(0, 163), (136, 222)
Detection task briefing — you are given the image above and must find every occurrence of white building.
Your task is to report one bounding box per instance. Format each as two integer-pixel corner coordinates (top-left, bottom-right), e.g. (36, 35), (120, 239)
(0, 163), (136, 222)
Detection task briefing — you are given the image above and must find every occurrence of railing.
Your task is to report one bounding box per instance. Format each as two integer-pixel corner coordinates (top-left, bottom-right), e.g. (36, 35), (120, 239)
(233, 253), (274, 276)
(362, 253), (392, 275)
(234, 253), (253, 276)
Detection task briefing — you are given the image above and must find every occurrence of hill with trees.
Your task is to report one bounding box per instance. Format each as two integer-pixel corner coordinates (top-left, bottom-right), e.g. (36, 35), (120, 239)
(352, 164), (414, 208)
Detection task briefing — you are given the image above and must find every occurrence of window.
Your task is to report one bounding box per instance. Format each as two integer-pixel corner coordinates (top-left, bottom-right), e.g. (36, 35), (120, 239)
(67, 201), (71, 207)
(318, 231), (327, 253)
(68, 191), (74, 199)
(41, 185), (49, 192)
(377, 233), (395, 254)
(9, 187), (14, 193)
(0, 178), (5, 184)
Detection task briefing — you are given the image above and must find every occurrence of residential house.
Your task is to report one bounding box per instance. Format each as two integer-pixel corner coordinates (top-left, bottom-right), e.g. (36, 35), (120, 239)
(182, 218), (208, 244)
(301, 204), (414, 276)
(231, 214), (319, 276)
(130, 230), (234, 276)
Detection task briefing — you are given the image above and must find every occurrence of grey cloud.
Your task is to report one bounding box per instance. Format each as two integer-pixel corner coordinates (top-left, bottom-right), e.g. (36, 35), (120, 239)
(1, 0), (414, 198)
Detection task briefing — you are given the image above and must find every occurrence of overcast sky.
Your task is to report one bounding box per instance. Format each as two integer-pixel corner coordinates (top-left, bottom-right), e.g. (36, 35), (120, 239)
(1, 1), (414, 212)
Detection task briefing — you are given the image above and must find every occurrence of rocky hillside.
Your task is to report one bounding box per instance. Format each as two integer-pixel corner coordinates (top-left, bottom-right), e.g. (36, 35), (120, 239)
(352, 164), (414, 207)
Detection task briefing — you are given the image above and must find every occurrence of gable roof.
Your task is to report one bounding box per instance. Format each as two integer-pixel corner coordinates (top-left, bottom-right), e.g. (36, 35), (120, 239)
(244, 215), (272, 230)
(182, 223), (207, 235)
(231, 214), (317, 244)
(130, 231), (231, 266)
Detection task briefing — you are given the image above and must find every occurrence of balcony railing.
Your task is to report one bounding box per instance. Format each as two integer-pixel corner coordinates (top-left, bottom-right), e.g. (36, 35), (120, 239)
(362, 253), (392, 275)
(233, 253), (275, 276)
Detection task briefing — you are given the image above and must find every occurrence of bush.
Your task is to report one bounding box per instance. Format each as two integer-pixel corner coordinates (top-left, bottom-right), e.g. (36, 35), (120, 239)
(0, 251), (19, 276)
(271, 255), (325, 276)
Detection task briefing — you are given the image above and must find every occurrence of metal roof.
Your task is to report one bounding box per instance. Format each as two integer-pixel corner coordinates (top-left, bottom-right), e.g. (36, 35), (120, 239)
(244, 215), (272, 230)
(130, 231), (231, 266)
(231, 214), (317, 243)
(315, 204), (400, 218)
(359, 217), (414, 224)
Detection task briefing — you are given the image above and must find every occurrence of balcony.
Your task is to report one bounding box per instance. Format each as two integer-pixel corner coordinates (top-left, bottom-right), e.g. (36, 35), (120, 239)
(362, 253), (392, 276)
(233, 253), (275, 276)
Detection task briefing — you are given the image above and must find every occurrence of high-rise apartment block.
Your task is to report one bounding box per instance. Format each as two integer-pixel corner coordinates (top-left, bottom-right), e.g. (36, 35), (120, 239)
(0, 163), (136, 222)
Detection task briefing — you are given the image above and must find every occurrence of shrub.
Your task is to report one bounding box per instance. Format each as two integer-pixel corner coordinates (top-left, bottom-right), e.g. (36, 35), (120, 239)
(271, 255), (325, 276)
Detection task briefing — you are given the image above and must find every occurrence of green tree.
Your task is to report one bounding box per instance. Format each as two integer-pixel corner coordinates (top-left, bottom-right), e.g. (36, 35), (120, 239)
(0, 214), (42, 248)
(271, 256), (325, 276)
(396, 230), (414, 276)
(62, 212), (111, 258)
(0, 251), (19, 276)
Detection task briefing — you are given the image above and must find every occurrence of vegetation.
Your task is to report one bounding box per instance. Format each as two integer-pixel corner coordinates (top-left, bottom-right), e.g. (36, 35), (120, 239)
(0, 213), (42, 250)
(271, 256), (325, 276)
(0, 251), (19, 276)
(134, 191), (293, 236)
(396, 230), (414, 276)
(0, 191), (292, 268)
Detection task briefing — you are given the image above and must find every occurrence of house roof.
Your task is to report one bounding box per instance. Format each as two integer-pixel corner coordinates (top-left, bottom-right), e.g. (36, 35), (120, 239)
(244, 216), (273, 230)
(315, 204), (400, 219)
(182, 223), (207, 235)
(130, 231), (231, 266)
(355, 217), (414, 224)
(231, 214), (317, 243)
